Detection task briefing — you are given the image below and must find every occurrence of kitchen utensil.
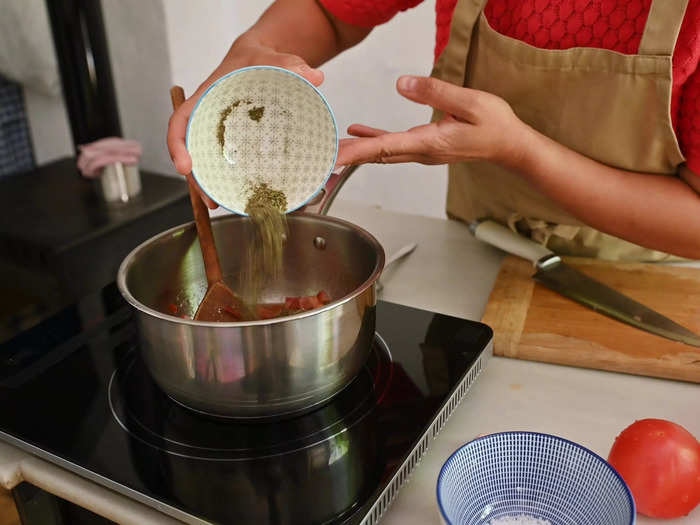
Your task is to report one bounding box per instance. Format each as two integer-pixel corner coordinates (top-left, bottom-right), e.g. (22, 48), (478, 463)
(482, 255), (700, 382)
(117, 163), (384, 419)
(472, 219), (700, 347)
(437, 432), (635, 525)
(186, 66), (338, 215)
(171, 86), (241, 323)
(377, 242), (417, 293)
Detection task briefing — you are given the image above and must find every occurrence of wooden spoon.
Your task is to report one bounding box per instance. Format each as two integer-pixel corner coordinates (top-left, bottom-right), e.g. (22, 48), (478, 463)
(170, 86), (242, 322)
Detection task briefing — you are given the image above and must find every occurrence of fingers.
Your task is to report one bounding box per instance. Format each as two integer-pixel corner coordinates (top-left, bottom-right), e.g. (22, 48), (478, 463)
(336, 127), (433, 166)
(347, 124), (389, 138)
(362, 153), (430, 164)
(279, 54), (324, 86)
(299, 64), (325, 87)
(168, 91), (217, 209)
(396, 75), (481, 123)
(337, 138), (431, 165)
(167, 103), (193, 175)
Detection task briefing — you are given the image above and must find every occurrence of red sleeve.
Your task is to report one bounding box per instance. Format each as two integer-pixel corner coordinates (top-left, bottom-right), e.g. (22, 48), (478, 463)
(678, 66), (700, 175)
(319, 0), (425, 28)
(674, 1), (700, 175)
(676, 1), (700, 175)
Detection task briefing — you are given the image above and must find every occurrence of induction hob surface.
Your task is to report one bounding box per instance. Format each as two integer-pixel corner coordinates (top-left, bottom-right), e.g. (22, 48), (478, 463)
(0, 283), (492, 524)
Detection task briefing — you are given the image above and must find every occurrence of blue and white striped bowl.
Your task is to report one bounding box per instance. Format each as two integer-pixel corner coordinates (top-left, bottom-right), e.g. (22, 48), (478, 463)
(437, 432), (635, 525)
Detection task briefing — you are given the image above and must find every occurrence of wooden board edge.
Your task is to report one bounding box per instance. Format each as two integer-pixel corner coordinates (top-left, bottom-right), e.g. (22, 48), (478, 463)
(517, 335), (700, 384)
(481, 256), (535, 358)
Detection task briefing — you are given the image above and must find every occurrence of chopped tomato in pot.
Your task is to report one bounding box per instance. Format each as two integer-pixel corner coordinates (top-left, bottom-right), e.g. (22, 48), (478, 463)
(257, 304), (284, 320)
(208, 291), (334, 322)
(299, 295), (322, 311)
(285, 291), (330, 313)
(284, 297), (300, 311)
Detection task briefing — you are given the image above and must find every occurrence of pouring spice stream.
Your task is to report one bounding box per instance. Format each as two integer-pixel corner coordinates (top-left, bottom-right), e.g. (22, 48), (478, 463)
(167, 183), (331, 321)
(240, 182), (288, 311)
(173, 181), (329, 321)
(229, 182), (331, 320)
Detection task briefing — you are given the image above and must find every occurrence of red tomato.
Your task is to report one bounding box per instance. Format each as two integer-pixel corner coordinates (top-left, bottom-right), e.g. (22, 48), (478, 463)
(167, 303), (178, 315)
(316, 290), (331, 305)
(257, 304), (284, 320)
(284, 297), (301, 311)
(607, 419), (700, 518)
(299, 295), (321, 310)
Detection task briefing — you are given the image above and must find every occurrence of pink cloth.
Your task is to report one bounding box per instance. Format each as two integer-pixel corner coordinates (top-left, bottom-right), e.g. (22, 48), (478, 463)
(76, 137), (142, 178)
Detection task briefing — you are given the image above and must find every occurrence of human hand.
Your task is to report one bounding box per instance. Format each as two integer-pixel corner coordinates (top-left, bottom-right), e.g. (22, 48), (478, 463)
(336, 76), (531, 169)
(166, 38), (324, 209)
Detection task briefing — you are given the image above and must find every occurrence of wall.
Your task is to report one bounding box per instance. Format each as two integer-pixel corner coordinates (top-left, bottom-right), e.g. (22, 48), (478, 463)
(0, 0), (74, 165)
(163, 1), (447, 219)
(23, 88), (73, 165)
(102, 0), (175, 175)
(10, 0), (176, 174)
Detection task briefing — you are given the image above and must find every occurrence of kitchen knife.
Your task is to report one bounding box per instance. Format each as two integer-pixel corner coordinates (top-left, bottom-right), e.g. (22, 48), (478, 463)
(471, 219), (700, 347)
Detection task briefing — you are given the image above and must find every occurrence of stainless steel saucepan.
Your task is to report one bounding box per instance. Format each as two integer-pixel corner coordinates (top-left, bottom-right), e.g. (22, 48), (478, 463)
(117, 166), (388, 419)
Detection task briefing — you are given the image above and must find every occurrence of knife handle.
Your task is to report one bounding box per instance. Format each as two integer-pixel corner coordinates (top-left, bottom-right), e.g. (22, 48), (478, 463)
(471, 219), (553, 264)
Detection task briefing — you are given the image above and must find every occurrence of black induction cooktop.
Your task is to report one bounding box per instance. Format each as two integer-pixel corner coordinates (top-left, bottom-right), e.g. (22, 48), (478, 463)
(0, 283), (492, 525)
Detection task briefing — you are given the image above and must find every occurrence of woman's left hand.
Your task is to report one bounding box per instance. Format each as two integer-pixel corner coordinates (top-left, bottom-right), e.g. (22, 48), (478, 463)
(336, 75), (532, 168)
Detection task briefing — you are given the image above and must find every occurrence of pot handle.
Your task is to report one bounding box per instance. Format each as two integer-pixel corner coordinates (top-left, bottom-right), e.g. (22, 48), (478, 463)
(299, 165), (358, 216)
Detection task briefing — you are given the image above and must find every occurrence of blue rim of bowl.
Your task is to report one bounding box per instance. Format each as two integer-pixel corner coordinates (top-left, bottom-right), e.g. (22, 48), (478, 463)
(185, 65), (339, 216)
(435, 431), (636, 525)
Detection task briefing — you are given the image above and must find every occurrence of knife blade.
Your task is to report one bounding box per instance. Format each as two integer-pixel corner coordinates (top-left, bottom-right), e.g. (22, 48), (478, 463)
(471, 219), (700, 347)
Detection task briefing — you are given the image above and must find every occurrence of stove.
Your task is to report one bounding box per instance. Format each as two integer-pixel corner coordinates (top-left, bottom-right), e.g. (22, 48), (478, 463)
(0, 283), (492, 524)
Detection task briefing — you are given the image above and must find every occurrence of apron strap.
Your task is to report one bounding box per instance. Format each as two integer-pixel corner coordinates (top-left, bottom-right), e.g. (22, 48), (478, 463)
(638, 0), (690, 56)
(431, 0), (488, 86)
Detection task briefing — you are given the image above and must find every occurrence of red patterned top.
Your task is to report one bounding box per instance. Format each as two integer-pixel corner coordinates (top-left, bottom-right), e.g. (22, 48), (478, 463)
(320, 0), (700, 173)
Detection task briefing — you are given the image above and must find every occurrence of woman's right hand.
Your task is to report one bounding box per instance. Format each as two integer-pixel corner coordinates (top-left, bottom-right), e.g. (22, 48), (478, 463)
(166, 37), (325, 209)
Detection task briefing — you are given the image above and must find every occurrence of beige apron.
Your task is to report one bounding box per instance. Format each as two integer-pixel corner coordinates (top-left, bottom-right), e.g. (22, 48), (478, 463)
(432, 0), (689, 261)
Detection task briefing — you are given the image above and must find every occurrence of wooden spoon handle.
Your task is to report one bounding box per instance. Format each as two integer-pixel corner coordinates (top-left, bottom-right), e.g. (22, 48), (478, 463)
(170, 86), (223, 285)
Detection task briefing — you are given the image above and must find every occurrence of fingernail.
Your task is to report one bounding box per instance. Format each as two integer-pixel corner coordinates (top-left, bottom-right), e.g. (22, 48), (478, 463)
(398, 76), (418, 91)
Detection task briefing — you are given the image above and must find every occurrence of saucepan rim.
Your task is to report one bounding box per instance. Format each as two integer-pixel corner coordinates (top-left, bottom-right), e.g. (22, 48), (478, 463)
(117, 213), (385, 327)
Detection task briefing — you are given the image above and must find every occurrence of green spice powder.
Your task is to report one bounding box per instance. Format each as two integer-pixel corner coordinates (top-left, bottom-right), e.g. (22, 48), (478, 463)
(241, 183), (288, 310)
(216, 101), (240, 149)
(248, 106), (265, 122)
(216, 101), (264, 152)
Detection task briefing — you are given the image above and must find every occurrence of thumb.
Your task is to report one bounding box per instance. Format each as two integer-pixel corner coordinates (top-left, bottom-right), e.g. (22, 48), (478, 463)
(298, 63), (324, 87)
(396, 75), (478, 122)
(282, 55), (325, 87)
(167, 104), (193, 175)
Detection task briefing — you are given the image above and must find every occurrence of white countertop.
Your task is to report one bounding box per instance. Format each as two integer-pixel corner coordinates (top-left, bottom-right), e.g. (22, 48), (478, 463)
(1, 200), (698, 524)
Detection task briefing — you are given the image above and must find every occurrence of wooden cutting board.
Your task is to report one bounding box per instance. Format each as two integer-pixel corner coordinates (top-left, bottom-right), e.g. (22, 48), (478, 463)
(481, 256), (700, 383)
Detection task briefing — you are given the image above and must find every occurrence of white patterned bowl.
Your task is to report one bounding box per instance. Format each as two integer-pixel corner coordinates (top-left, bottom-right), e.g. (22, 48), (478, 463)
(437, 432), (635, 525)
(186, 66), (338, 214)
